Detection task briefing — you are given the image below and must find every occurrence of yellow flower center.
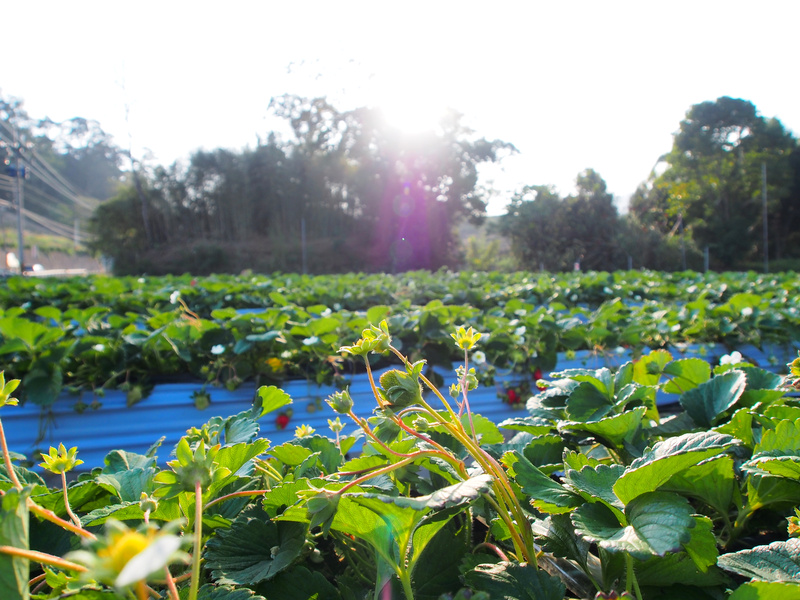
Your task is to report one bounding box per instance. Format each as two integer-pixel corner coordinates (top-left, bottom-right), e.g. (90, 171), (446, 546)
(99, 531), (151, 573)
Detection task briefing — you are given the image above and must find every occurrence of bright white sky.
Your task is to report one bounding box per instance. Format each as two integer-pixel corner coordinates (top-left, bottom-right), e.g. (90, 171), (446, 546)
(3, 1), (798, 215)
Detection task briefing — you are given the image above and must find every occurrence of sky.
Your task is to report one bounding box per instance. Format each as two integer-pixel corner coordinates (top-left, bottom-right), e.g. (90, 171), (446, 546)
(3, 1), (799, 215)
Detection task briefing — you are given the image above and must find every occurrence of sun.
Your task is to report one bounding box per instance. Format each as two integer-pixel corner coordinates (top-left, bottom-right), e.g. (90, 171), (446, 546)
(368, 88), (451, 136)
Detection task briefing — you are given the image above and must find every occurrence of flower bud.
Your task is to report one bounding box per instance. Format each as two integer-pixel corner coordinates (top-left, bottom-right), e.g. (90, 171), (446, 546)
(412, 416), (430, 432)
(139, 492), (158, 514)
(326, 389), (354, 414)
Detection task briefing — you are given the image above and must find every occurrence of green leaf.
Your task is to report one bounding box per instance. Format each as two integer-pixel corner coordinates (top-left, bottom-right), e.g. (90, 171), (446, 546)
(214, 440), (270, 478)
(463, 561), (566, 600)
(0, 462), (45, 487)
(663, 358), (711, 394)
(565, 381), (614, 422)
(561, 407), (645, 450)
(613, 431), (738, 504)
(337, 494), (415, 565)
(309, 316), (341, 337)
(532, 514), (591, 572)
(633, 349), (673, 386)
(0, 487), (29, 600)
(755, 420), (800, 454)
(102, 449), (156, 473)
(635, 550), (729, 589)
(679, 370), (747, 427)
(744, 456), (800, 480)
(255, 565), (340, 600)
(82, 499), (182, 526)
(198, 583), (267, 600)
(718, 539), (800, 583)
(367, 305), (391, 325)
(505, 452), (582, 514)
(460, 413), (504, 445)
(95, 467), (156, 502)
(746, 475), (800, 513)
(728, 581), (800, 600)
(564, 463), (626, 518)
(572, 491), (695, 560)
(715, 408), (755, 449)
(269, 443), (313, 467)
(245, 331), (282, 343)
(662, 455), (737, 517)
(262, 479), (312, 519)
(23, 363), (63, 406)
(741, 366), (785, 390)
(296, 435), (343, 475)
(683, 516), (720, 573)
(522, 434), (566, 472)
(255, 386), (293, 418)
(497, 416), (554, 436)
(744, 421), (800, 479)
(411, 516), (471, 600)
(353, 474), (493, 513)
(205, 505), (305, 585)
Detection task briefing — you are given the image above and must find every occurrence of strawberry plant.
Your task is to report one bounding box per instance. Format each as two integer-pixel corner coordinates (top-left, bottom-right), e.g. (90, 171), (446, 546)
(1, 321), (800, 599)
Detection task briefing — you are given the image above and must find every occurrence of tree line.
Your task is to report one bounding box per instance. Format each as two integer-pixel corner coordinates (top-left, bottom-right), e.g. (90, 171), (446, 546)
(501, 97), (800, 273)
(88, 95), (513, 274)
(0, 96), (123, 245)
(2, 91), (798, 274)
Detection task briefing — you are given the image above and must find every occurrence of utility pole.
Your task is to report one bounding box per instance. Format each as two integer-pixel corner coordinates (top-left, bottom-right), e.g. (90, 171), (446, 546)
(301, 216), (308, 275)
(762, 162), (768, 274)
(679, 214), (686, 271)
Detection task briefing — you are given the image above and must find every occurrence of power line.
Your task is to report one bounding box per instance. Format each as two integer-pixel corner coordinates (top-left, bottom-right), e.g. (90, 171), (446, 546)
(0, 198), (88, 242)
(0, 132), (95, 212)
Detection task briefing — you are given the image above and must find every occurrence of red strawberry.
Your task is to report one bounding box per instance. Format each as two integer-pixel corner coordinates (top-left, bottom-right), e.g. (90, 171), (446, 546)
(507, 389), (519, 404)
(276, 413), (290, 429)
(533, 368), (543, 381)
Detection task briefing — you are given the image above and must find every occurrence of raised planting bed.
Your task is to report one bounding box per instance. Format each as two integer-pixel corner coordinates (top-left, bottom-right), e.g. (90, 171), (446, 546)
(8, 343), (797, 471)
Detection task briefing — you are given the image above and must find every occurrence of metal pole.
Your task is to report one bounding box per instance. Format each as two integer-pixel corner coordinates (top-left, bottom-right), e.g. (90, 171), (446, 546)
(762, 162), (768, 274)
(627, 255), (633, 271)
(301, 217), (307, 275)
(13, 129), (24, 274)
(704, 246), (709, 273)
(680, 214), (686, 271)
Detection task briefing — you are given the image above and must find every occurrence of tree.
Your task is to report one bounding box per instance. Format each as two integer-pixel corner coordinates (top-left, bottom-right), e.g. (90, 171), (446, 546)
(90, 95), (514, 274)
(639, 97), (799, 268)
(500, 185), (566, 270)
(563, 169), (619, 270)
(501, 170), (620, 271)
(271, 95), (515, 271)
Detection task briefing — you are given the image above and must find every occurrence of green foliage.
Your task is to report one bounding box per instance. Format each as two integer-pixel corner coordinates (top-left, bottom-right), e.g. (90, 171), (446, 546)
(500, 173), (622, 272)
(631, 96), (800, 269)
(0, 488), (30, 600)
(2, 277), (800, 599)
(89, 95), (512, 275)
(1, 94), (124, 248)
(0, 269), (796, 404)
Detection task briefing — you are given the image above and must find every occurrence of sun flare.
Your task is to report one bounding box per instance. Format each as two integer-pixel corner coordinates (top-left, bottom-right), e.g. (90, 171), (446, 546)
(369, 89), (450, 136)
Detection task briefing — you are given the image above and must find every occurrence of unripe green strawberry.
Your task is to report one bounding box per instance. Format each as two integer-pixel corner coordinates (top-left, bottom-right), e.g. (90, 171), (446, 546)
(379, 369), (423, 408)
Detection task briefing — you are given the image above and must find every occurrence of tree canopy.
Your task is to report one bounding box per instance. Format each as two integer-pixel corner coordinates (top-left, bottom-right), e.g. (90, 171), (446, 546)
(630, 96), (799, 268)
(90, 95), (513, 274)
(5, 89), (799, 275)
(500, 169), (627, 272)
(0, 93), (124, 245)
